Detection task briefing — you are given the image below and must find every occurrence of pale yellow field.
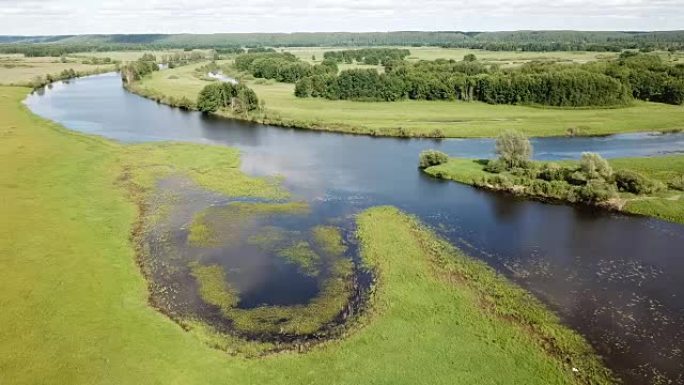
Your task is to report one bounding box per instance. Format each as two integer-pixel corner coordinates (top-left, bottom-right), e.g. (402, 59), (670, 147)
(71, 49), (215, 63)
(0, 55), (117, 85)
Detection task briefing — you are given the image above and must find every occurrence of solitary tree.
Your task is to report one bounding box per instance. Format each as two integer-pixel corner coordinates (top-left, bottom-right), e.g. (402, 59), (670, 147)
(495, 130), (532, 168)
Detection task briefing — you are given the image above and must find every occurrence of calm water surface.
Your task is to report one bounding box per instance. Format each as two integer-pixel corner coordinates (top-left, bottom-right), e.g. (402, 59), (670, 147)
(25, 73), (684, 385)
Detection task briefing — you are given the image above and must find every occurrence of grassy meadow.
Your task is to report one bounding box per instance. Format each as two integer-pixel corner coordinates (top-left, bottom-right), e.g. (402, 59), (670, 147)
(132, 58), (684, 138)
(0, 85), (613, 384)
(283, 46), (684, 66)
(424, 156), (684, 224)
(0, 55), (117, 86)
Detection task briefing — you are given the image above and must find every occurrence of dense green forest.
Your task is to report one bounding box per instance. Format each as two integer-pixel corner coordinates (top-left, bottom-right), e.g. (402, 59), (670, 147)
(1, 31), (684, 56)
(294, 51), (684, 107)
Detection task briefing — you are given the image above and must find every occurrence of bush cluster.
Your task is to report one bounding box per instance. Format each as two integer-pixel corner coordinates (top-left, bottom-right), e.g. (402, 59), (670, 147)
(470, 131), (666, 206)
(614, 169), (664, 194)
(160, 51), (207, 68)
(418, 150), (449, 169)
(120, 54), (158, 83)
(197, 82), (260, 114)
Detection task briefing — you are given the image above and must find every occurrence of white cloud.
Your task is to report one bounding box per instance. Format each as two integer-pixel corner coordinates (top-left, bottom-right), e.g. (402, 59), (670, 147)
(0, 0), (683, 34)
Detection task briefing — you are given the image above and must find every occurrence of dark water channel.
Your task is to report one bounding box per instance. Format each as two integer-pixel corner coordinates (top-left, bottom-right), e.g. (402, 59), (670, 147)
(25, 73), (684, 384)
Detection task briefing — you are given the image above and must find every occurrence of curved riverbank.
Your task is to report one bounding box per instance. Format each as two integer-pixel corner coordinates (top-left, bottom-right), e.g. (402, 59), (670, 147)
(124, 79), (448, 139)
(127, 61), (684, 139)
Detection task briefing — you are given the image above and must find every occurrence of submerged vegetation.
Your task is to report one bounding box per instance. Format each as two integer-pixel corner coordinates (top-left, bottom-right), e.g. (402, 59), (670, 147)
(145, 191), (362, 349)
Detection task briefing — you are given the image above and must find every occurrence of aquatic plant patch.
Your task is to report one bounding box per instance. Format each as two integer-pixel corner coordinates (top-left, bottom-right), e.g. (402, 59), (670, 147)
(135, 178), (369, 353)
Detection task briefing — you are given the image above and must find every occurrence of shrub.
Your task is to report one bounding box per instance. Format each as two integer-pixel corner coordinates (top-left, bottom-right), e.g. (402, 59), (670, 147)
(566, 170), (589, 186)
(539, 162), (566, 181)
(419, 150), (449, 169)
(526, 179), (571, 200)
(495, 130), (533, 169)
(483, 159), (507, 173)
(510, 166), (539, 179)
(486, 174), (514, 189)
(577, 181), (618, 203)
(614, 169), (664, 194)
(579, 152), (613, 180)
(427, 128), (445, 138)
(669, 174), (684, 191)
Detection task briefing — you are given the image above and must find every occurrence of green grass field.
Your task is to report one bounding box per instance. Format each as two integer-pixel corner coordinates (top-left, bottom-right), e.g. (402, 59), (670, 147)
(425, 156), (684, 224)
(0, 85), (612, 384)
(133, 60), (684, 138)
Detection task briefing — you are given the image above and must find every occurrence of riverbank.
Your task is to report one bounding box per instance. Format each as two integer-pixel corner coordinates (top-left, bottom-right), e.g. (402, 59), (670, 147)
(423, 155), (684, 224)
(1, 85), (613, 384)
(128, 60), (684, 138)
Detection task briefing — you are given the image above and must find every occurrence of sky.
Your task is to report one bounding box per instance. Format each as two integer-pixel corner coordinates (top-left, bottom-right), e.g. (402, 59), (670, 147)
(1, 0), (683, 35)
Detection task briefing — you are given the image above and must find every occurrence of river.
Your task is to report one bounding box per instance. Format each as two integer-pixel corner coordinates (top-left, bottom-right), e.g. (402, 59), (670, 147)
(25, 73), (684, 385)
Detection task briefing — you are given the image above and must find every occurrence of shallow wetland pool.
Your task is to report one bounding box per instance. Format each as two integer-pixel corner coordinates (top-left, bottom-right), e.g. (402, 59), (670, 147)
(139, 177), (371, 351)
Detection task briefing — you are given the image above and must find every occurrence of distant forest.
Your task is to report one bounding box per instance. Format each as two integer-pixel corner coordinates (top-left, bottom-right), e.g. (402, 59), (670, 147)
(1, 31), (684, 56)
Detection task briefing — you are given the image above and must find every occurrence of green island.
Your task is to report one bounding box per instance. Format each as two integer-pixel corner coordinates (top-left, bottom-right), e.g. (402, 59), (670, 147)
(420, 131), (684, 224)
(122, 47), (684, 138)
(0, 83), (614, 384)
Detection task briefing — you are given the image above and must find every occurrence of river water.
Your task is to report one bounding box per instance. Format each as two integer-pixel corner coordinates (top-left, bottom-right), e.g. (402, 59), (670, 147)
(25, 73), (684, 384)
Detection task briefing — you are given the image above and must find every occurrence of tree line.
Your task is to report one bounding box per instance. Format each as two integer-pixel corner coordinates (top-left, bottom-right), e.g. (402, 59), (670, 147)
(294, 53), (684, 107)
(160, 51), (213, 68)
(234, 52), (337, 83)
(322, 48), (411, 65)
(2, 31), (683, 52)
